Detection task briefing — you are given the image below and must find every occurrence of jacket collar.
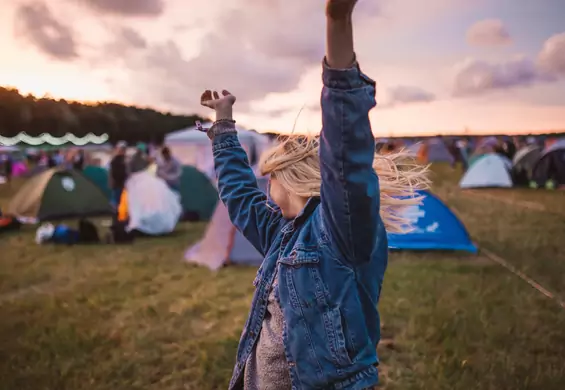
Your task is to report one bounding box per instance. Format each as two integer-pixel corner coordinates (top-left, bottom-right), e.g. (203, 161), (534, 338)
(283, 197), (320, 231)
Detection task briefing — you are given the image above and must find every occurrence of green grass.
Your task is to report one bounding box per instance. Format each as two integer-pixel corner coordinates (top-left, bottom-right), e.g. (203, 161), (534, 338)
(1, 165), (565, 389)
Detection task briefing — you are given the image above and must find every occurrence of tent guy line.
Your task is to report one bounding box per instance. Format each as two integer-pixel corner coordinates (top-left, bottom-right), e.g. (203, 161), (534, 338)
(462, 191), (550, 213)
(482, 248), (565, 310)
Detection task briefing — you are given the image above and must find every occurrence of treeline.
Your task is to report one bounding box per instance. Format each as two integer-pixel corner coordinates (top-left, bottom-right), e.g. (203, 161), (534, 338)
(0, 87), (207, 144)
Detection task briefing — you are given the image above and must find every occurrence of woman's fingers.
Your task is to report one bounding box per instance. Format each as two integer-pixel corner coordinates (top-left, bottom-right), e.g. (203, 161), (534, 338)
(200, 89), (236, 108)
(200, 90), (213, 107)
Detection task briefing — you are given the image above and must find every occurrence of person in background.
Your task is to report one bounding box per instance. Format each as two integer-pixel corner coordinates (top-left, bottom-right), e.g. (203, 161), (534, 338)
(2, 153), (12, 183)
(495, 137), (516, 160)
(53, 150), (65, 166)
(129, 142), (150, 173)
(456, 139), (469, 171)
(109, 141), (128, 207)
(73, 149), (85, 171)
(47, 151), (56, 168)
(156, 146), (182, 192)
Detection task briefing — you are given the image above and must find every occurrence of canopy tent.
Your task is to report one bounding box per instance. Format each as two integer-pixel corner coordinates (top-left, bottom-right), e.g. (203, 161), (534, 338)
(184, 176), (269, 270)
(511, 145), (542, 186)
(459, 154), (513, 189)
(179, 165), (218, 221)
(165, 123), (271, 177)
(6, 168), (113, 221)
(531, 138), (565, 188)
(388, 190), (477, 252)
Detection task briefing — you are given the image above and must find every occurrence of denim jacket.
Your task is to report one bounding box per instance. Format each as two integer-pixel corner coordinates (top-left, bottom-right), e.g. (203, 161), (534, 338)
(211, 60), (386, 390)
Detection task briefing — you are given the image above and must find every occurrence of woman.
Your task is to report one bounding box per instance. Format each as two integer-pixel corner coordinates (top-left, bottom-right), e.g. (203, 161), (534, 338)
(200, 1), (428, 388)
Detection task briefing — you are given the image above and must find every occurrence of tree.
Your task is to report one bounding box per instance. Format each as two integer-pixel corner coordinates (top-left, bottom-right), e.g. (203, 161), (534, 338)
(0, 86), (207, 143)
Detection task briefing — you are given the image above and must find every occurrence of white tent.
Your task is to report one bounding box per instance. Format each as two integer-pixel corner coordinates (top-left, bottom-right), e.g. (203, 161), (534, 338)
(459, 153), (513, 188)
(125, 171), (182, 235)
(165, 122), (271, 178)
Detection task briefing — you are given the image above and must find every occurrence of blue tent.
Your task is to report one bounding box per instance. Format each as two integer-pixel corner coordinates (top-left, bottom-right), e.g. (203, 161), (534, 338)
(388, 190), (477, 253)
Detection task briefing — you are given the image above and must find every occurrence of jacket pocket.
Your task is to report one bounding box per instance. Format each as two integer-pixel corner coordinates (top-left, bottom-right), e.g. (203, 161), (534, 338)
(323, 307), (354, 367)
(278, 248), (325, 310)
(278, 247), (320, 267)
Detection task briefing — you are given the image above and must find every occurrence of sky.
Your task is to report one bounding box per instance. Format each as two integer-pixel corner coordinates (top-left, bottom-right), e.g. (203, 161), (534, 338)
(1, 0), (565, 136)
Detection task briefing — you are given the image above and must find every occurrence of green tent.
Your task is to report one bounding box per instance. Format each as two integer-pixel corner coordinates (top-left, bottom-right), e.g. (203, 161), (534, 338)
(179, 166), (218, 221)
(83, 165), (111, 199)
(6, 168), (113, 221)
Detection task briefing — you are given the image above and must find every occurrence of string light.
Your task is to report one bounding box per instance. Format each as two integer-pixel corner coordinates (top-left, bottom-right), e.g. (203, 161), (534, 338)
(0, 132), (109, 146)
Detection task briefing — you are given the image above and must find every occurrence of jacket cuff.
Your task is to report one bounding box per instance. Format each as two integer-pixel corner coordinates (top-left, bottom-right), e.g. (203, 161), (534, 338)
(322, 56), (376, 90)
(207, 120), (237, 140)
(212, 132), (240, 152)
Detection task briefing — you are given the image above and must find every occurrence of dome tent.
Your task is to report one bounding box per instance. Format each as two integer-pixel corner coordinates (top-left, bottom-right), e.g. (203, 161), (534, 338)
(388, 190), (477, 253)
(459, 154), (513, 189)
(6, 168), (113, 221)
(184, 176), (269, 270)
(179, 165), (218, 221)
(531, 139), (565, 188)
(511, 145), (542, 186)
(82, 165), (111, 199)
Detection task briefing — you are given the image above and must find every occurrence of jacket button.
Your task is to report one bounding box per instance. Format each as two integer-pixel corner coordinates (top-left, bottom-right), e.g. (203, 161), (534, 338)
(249, 331), (255, 338)
(288, 361), (295, 367)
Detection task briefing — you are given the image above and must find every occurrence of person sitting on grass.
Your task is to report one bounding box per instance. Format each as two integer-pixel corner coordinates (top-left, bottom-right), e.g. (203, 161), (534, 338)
(199, 1), (429, 388)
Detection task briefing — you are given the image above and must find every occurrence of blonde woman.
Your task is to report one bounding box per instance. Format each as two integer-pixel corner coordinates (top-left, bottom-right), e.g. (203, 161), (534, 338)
(200, 0), (428, 388)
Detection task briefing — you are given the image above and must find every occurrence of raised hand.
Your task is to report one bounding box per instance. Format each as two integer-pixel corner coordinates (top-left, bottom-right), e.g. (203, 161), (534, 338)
(200, 90), (236, 110)
(200, 90), (236, 121)
(326, 0), (358, 20)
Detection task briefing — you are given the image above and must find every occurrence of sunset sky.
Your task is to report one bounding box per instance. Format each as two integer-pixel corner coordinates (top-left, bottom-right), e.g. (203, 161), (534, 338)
(1, 0), (565, 136)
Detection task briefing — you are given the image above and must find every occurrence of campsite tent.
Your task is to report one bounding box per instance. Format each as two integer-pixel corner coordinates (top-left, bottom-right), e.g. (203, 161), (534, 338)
(83, 165), (111, 199)
(179, 165), (218, 221)
(184, 176), (268, 270)
(414, 138), (455, 164)
(511, 145), (542, 186)
(388, 191), (477, 252)
(531, 139), (565, 188)
(6, 168), (113, 221)
(459, 154), (513, 188)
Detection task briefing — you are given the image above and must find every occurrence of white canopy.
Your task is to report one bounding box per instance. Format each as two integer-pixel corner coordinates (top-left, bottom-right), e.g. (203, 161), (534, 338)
(164, 122), (272, 177)
(165, 122), (269, 144)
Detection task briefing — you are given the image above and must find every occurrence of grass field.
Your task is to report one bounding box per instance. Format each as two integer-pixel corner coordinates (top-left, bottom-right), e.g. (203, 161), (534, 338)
(1, 165), (565, 390)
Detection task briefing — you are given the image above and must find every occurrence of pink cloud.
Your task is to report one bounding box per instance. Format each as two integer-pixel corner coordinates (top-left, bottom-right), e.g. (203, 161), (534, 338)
(76, 0), (164, 17)
(466, 19), (512, 47)
(385, 86), (435, 106)
(452, 56), (556, 96)
(538, 32), (565, 76)
(15, 1), (78, 60)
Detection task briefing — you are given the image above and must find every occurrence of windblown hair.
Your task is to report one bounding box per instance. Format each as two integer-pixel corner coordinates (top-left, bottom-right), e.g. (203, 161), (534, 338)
(259, 136), (430, 233)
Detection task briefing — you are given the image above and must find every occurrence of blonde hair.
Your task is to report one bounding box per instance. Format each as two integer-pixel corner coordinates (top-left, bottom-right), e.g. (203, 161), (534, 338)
(259, 136), (430, 233)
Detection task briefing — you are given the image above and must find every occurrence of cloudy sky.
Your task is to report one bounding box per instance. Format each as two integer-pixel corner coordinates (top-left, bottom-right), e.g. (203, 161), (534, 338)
(1, 0), (565, 136)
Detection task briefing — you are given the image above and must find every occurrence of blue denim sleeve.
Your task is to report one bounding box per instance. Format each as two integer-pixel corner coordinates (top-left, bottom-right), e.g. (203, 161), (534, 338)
(212, 124), (283, 255)
(319, 59), (379, 265)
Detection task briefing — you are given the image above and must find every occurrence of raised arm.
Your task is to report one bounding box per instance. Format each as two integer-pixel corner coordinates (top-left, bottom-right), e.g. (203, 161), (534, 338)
(320, 0), (379, 265)
(200, 90), (283, 255)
